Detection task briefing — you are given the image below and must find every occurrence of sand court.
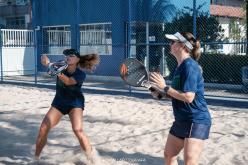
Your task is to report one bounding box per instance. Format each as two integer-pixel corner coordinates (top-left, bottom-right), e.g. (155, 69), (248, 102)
(0, 84), (248, 165)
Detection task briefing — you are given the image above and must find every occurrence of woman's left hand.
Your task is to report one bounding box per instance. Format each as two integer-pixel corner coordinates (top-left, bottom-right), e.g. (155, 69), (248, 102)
(150, 72), (166, 90)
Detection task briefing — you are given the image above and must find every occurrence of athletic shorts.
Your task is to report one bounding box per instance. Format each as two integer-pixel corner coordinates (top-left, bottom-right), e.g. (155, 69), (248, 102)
(169, 121), (211, 140)
(51, 97), (84, 115)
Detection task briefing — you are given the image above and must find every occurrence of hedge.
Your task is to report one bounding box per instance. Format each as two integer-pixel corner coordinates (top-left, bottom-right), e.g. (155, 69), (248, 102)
(166, 53), (248, 85)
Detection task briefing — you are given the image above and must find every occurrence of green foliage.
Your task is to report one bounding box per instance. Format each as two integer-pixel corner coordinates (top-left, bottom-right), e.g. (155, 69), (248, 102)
(163, 12), (224, 43)
(151, 0), (176, 21)
(166, 53), (248, 84)
(200, 54), (248, 84)
(229, 18), (242, 40)
(242, 0), (247, 30)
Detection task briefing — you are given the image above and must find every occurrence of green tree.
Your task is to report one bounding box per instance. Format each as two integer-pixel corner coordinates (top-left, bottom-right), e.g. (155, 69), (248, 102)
(135, 0), (176, 71)
(229, 18), (243, 54)
(151, 0), (176, 21)
(163, 10), (225, 77)
(149, 0), (176, 71)
(229, 18), (242, 40)
(242, 0), (247, 30)
(242, 0), (248, 55)
(167, 11), (224, 42)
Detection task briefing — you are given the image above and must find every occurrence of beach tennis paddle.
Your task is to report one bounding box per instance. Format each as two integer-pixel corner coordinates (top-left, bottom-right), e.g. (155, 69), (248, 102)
(120, 58), (164, 99)
(47, 60), (68, 76)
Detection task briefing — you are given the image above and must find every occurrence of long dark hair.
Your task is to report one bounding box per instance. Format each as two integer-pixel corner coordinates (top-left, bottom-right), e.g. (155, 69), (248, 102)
(78, 53), (100, 70)
(181, 32), (201, 61)
(63, 49), (100, 70)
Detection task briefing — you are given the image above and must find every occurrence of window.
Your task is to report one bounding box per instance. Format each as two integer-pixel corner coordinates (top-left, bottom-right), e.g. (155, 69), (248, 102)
(16, 0), (29, 5)
(6, 16), (25, 28)
(42, 26), (71, 55)
(79, 23), (112, 55)
(211, 0), (226, 5)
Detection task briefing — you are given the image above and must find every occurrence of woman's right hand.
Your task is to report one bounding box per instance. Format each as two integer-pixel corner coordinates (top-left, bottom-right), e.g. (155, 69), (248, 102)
(41, 54), (50, 67)
(150, 72), (166, 90)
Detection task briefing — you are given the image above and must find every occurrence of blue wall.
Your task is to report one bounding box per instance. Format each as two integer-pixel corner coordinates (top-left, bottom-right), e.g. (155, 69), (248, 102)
(33, 0), (133, 76)
(32, 0), (210, 76)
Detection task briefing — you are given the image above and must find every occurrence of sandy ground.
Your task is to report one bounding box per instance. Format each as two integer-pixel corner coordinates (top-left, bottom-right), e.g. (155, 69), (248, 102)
(0, 84), (248, 165)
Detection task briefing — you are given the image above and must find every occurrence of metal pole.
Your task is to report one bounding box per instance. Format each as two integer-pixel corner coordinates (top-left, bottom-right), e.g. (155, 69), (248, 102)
(193, 0), (197, 37)
(128, 0), (132, 93)
(76, 0), (80, 50)
(145, 22), (149, 70)
(127, 0), (131, 59)
(246, 0), (248, 55)
(0, 31), (3, 81)
(34, 28), (39, 84)
(32, 0), (38, 84)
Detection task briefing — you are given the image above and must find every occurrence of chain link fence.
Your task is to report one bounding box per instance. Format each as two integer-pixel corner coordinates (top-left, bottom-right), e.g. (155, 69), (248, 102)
(127, 21), (248, 87)
(0, 0), (248, 96)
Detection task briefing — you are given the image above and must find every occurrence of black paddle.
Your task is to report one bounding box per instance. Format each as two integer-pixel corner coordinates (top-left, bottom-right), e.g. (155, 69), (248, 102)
(120, 58), (164, 99)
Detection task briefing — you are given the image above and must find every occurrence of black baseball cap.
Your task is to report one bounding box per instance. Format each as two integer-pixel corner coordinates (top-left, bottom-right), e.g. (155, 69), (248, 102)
(63, 49), (80, 58)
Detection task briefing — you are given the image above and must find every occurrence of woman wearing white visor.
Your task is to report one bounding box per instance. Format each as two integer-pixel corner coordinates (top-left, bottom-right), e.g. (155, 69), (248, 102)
(150, 32), (211, 165)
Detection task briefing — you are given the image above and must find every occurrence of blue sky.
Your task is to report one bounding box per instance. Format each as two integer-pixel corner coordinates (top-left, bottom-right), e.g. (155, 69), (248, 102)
(170, 0), (210, 13)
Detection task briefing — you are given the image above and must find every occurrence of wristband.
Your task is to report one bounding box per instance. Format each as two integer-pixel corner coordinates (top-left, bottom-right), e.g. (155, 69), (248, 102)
(164, 86), (170, 94)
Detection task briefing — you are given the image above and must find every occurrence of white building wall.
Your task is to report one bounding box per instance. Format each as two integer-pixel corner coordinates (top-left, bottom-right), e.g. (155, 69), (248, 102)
(0, 29), (35, 76)
(1, 47), (35, 76)
(215, 16), (245, 55)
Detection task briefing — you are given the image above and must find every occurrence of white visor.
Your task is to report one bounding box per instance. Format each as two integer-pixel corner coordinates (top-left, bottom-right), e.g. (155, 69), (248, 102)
(165, 32), (193, 50)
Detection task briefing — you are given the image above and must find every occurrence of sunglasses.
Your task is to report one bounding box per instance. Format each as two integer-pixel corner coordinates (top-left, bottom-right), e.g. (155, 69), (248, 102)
(170, 40), (180, 44)
(66, 54), (77, 58)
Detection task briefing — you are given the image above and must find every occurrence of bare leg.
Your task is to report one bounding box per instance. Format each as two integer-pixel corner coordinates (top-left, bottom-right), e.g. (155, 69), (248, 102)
(184, 138), (204, 165)
(69, 108), (92, 155)
(164, 134), (184, 165)
(35, 107), (63, 158)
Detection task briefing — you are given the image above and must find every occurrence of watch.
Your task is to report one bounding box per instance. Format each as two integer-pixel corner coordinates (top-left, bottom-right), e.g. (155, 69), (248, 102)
(164, 86), (170, 94)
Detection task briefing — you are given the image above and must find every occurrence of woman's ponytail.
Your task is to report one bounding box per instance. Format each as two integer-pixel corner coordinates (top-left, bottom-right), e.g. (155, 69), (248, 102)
(78, 53), (100, 70)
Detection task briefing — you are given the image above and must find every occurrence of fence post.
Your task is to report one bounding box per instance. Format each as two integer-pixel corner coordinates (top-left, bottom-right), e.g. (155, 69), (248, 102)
(0, 30), (2, 81)
(127, 0), (132, 94)
(76, 0), (80, 51)
(145, 22), (149, 69)
(32, 0), (38, 84)
(246, 1), (248, 55)
(193, 0), (197, 37)
(34, 27), (40, 84)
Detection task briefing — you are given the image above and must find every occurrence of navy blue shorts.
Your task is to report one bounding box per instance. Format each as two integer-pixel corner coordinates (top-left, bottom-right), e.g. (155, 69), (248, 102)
(169, 121), (211, 140)
(51, 97), (84, 115)
(51, 103), (84, 115)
